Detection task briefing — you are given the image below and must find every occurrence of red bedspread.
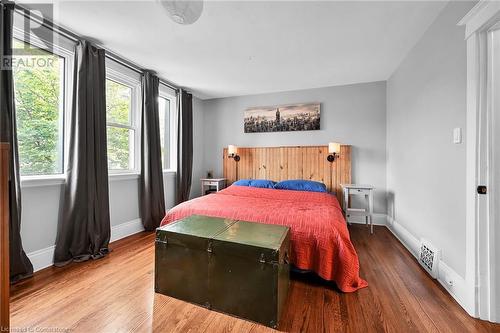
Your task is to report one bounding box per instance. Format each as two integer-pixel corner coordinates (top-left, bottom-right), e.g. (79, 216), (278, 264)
(161, 185), (368, 292)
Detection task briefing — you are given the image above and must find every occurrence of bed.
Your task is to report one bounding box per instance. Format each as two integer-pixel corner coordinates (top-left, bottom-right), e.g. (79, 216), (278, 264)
(161, 184), (368, 292)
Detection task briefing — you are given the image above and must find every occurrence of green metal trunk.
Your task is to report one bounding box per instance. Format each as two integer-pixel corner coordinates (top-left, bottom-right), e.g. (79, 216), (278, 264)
(155, 215), (290, 328)
(155, 215), (235, 306)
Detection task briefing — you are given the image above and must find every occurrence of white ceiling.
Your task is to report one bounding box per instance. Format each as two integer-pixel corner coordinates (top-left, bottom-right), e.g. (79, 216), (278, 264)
(24, 1), (448, 99)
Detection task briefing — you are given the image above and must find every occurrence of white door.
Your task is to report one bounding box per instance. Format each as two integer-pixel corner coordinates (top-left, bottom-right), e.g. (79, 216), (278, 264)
(474, 23), (500, 323)
(460, 2), (500, 322)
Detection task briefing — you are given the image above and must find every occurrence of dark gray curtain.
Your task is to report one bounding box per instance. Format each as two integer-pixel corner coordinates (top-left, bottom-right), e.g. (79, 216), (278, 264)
(176, 89), (193, 204)
(140, 72), (165, 231)
(54, 41), (110, 266)
(0, 2), (34, 283)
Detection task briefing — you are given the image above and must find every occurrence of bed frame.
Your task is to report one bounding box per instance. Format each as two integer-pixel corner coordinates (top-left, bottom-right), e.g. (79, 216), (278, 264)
(222, 145), (351, 204)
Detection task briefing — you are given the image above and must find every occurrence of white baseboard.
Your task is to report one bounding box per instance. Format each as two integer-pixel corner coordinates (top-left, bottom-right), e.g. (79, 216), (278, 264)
(27, 218), (145, 273)
(385, 216), (473, 315)
(385, 216), (419, 256)
(110, 218), (144, 243)
(27, 245), (56, 272)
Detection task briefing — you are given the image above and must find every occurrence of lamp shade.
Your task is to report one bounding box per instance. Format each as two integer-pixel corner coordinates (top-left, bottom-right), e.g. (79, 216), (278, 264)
(328, 142), (340, 154)
(159, 0), (204, 25)
(228, 145), (237, 155)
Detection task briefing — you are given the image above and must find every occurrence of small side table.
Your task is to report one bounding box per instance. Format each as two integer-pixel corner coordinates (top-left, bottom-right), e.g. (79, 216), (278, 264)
(201, 178), (226, 195)
(341, 184), (375, 234)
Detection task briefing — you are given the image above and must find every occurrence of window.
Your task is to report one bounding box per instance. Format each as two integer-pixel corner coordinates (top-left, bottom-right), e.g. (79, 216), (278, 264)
(12, 39), (66, 176)
(105, 64), (140, 173)
(158, 84), (177, 171)
(158, 96), (171, 170)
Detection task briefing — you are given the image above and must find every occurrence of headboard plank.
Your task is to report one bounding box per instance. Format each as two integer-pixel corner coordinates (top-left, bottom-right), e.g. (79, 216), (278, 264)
(257, 148), (267, 179)
(222, 145), (352, 203)
(279, 147), (288, 181)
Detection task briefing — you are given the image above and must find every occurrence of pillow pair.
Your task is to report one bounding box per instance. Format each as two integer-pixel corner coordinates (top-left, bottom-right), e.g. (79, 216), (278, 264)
(233, 179), (327, 193)
(233, 179), (276, 189)
(274, 179), (327, 193)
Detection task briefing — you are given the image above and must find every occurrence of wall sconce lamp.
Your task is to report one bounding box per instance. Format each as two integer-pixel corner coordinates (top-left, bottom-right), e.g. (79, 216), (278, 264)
(228, 145), (240, 162)
(327, 142), (340, 162)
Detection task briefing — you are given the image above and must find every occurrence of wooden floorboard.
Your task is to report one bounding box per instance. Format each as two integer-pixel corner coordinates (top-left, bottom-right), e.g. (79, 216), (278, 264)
(9, 225), (500, 333)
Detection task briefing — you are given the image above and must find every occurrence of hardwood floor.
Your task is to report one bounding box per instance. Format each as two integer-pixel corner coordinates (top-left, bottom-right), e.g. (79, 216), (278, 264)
(10, 225), (500, 333)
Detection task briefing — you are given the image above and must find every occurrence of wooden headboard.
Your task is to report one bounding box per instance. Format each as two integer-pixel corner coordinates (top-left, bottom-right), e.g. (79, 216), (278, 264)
(222, 145), (351, 203)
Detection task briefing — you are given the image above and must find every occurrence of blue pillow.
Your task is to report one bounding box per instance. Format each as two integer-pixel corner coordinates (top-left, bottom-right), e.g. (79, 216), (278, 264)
(274, 179), (327, 193)
(232, 179), (276, 189)
(249, 179), (276, 189)
(233, 179), (252, 186)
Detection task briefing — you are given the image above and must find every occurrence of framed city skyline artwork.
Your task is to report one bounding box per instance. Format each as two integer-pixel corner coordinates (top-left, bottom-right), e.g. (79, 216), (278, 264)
(243, 103), (320, 133)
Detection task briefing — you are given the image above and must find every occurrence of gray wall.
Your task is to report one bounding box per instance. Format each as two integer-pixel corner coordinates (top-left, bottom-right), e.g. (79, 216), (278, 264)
(386, 1), (475, 278)
(20, 178), (143, 253)
(200, 81), (388, 217)
(21, 184), (62, 253)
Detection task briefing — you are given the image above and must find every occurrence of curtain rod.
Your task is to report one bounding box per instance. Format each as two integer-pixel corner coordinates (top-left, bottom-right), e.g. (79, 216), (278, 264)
(13, 4), (181, 93)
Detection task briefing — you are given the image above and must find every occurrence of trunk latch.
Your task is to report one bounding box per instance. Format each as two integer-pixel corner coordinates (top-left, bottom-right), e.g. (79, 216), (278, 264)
(259, 253), (266, 263)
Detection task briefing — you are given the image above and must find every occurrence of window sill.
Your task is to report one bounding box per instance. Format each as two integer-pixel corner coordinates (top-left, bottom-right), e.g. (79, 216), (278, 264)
(108, 173), (140, 182)
(20, 171), (171, 187)
(21, 175), (66, 188)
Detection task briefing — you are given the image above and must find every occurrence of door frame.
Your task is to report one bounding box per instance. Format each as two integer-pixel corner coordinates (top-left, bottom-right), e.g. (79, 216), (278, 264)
(459, 0), (500, 322)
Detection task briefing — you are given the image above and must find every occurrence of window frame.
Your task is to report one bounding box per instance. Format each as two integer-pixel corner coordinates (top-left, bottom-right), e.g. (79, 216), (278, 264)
(158, 84), (178, 172)
(12, 22), (75, 185)
(105, 65), (141, 175)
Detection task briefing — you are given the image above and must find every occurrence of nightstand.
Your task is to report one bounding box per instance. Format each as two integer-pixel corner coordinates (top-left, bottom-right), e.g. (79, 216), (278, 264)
(341, 184), (375, 234)
(201, 178), (227, 195)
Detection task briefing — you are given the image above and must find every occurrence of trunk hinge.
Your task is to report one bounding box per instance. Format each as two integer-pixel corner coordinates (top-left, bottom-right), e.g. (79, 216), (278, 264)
(155, 238), (168, 245)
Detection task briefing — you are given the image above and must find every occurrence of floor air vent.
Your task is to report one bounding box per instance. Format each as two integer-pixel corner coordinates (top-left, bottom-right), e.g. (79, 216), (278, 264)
(419, 239), (440, 279)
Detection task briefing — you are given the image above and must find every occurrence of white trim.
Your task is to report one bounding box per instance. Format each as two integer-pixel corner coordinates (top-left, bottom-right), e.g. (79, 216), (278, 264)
(158, 95), (172, 170)
(459, 1), (500, 39)
(385, 216), (473, 315)
(159, 85), (178, 173)
(106, 63), (142, 174)
(159, 82), (177, 98)
(108, 173), (140, 182)
(12, 13), (76, 59)
(21, 175), (65, 188)
(20, 173), (144, 187)
(109, 218), (145, 243)
(105, 57), (141, 84)
(27, 218), (145, 273)
(459, 0), (500, 322)
(27, 245), (56, 272)
(464, 30), (481, 319)
(12, 22), (75, 182)
(385, 216), (419, 257)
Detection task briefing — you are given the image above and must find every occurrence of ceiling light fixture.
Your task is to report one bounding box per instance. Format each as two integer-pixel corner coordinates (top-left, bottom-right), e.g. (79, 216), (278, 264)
(159, 0), (204, 25)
